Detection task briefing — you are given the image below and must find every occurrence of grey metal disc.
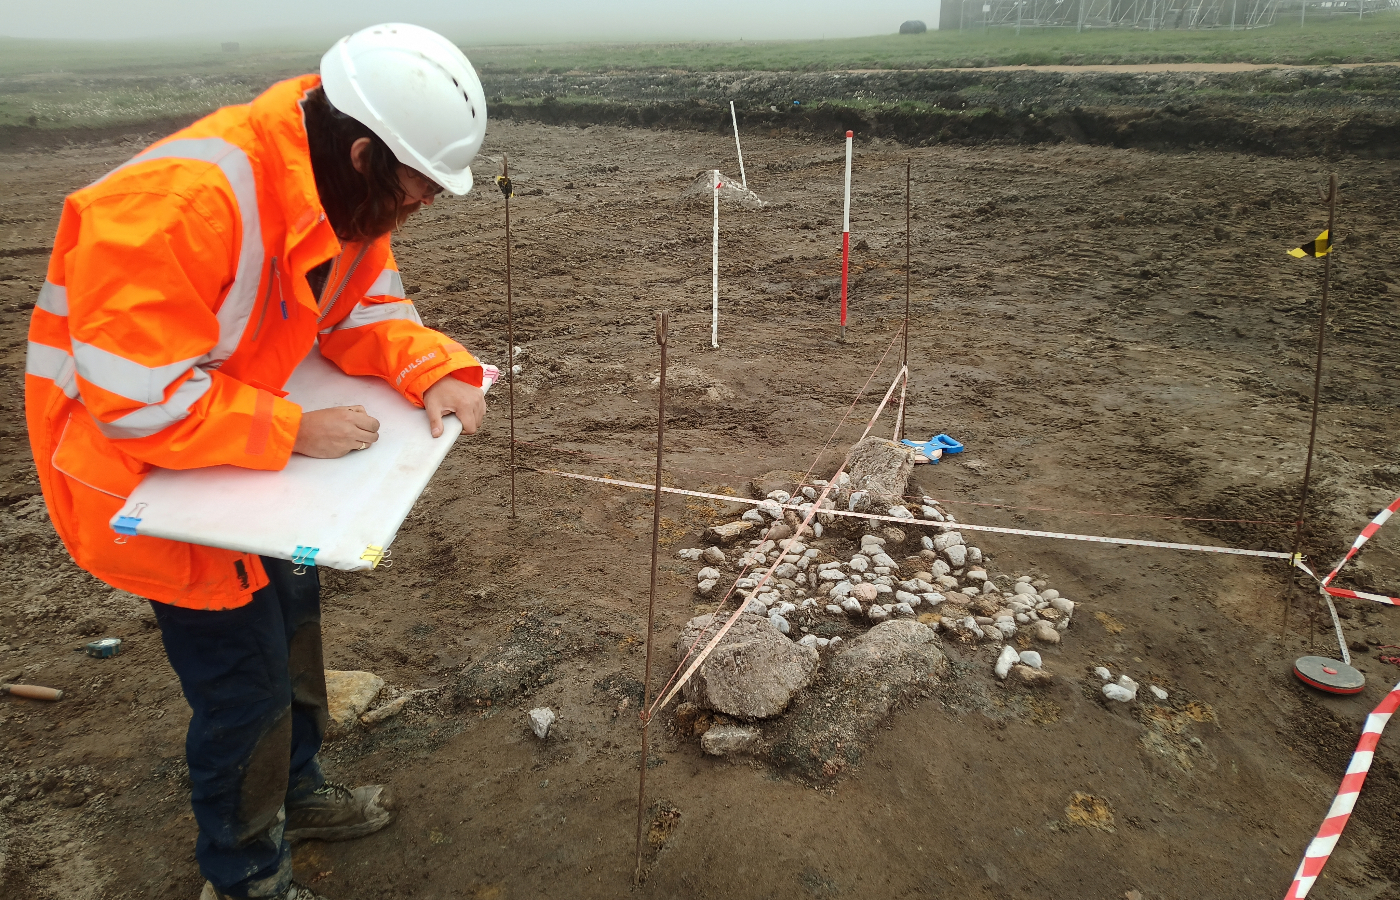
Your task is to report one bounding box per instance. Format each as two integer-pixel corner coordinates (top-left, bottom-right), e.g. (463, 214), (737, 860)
(1293, 656), (1366, 695)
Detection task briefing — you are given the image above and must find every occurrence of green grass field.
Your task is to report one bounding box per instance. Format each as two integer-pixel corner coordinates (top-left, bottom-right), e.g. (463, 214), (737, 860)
(2, 13), (1398, 130)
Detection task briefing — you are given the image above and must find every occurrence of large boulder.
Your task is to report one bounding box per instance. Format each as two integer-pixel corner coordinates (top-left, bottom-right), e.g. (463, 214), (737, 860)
(899, 19), (928, 33)
(676, 614), (819, 719)
(769, 620), (947, 779)
(843, 437), (916, 509)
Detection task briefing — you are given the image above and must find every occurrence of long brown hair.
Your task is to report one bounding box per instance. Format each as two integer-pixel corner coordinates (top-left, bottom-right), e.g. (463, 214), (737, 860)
(302, 86), (408, 242)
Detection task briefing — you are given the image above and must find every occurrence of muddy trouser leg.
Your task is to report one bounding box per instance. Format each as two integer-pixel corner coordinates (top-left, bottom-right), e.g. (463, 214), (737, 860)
(151, 559), (321, 898)
(264, 557), (329, 805)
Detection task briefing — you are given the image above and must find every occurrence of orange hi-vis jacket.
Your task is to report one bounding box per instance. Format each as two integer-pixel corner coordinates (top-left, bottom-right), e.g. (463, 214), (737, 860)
(25, 74), (483, 610)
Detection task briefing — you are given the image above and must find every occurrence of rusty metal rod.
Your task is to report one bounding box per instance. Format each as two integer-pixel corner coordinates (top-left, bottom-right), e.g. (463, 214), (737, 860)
(897, 158), (912, 443)
(503, 156), (517, 519)
(635, 310), (669, 885)
(1286, 173), (1337, 638)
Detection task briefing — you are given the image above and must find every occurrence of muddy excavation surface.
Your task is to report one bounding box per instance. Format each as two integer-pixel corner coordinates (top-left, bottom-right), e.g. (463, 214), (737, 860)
(2, 113), (1399, 900)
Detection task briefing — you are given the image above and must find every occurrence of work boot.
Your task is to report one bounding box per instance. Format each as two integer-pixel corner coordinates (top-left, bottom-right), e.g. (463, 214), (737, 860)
(285, 781), (394, 843)
(200, 882), (330, 900)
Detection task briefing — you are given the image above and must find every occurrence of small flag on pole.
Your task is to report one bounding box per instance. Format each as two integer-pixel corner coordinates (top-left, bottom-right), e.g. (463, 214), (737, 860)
(495, 175), (514, 199)
(1288, 229), (1330, 258)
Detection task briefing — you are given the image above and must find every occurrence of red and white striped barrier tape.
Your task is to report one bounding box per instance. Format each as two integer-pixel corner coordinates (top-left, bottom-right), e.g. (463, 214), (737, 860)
(1321, 585), (1400, 607)
(532, 467), (1294, 561)
(1321, 495), (1399, 587)
(1284, 678), (1400, 899)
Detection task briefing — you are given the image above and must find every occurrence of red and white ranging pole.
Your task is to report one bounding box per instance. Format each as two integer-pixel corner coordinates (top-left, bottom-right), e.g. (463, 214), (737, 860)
(839, 130), (853, 340)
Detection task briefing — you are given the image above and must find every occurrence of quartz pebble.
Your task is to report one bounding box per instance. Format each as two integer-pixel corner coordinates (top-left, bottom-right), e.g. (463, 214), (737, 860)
(893, 602), (915, 618)
(849, 555), (870, 573)
(743, 598), (767, 615)
(943, 545), (967, 568)
(966, 547), (983, 565)
(1103, 684), (1135, 703)
(697, 567), (721, 582)
(1018, 650), (1043, 669)
(1013, 582), (1037, 597)
(528, 707), (556, 740)
(741, 508), (765, 524)
(840, 598), (863, 615)
(677, 548), (704, 561)
(1095, 666), (1113, 681)
(697, 579), (718, 596)
(1149, 685), (1169, 701)
(825, 604), (844, 615)
(995, 644), (1020, 680)
(933, 532), (964, 552)
(921, 535), (935, 550)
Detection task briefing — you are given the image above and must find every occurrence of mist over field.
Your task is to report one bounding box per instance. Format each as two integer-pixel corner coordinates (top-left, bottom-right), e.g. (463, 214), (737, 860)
(0, 0), (939, 43)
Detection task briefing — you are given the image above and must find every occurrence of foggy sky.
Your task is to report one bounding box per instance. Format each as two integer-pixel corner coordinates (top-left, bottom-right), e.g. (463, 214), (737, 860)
(2, 1), (941, 43)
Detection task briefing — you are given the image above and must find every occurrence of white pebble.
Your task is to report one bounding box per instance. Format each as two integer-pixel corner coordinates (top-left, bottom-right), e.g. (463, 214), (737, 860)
(1102, 684), (1135, 703)
(1095, 667), (1113, 681)
(1018, 651), (1042, 669)
(921, 535), (935, 550)
(840, 598), (863, 615)
(677, 548), (703, 560)
(825, 604), (844, 615)
(995, 645), (1020, 680)
(798, 634), (820, 649)
(528, 707), (556, 739)
(697, 566), (721, 582)
(1149, 685), (1169, 701)
(768, 613), (790, 634)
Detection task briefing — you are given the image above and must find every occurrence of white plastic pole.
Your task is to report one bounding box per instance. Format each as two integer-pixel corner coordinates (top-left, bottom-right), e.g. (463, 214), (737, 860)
(730, 101), (747, 190)
(712, 169), (720, 349)
(839, 130), (853, 340)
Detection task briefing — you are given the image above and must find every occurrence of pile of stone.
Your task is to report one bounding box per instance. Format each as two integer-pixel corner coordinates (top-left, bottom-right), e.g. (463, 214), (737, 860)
(680, 488), (1076, 654)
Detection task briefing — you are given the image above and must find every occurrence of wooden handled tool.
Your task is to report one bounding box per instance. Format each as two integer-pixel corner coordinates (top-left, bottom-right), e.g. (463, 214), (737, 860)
(1, 683), (64, 701)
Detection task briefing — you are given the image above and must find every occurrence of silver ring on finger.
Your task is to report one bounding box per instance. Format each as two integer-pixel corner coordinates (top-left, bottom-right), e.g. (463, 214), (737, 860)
(358, 441), (367, 451)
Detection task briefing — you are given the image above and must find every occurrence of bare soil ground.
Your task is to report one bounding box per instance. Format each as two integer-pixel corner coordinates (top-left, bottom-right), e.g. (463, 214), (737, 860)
(2, 117), (1399, 900)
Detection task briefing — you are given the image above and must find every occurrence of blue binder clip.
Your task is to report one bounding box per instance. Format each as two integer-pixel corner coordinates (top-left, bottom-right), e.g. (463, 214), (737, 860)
(901, 434), (964, 463)
(113, 516), (142, 536)
(291, 546), (319, 574)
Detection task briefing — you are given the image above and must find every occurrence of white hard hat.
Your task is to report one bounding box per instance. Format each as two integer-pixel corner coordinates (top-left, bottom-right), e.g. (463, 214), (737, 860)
(320, 23), (487, 195)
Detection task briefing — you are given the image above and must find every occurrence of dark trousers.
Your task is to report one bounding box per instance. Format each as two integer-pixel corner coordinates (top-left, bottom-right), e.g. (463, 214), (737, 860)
(152, 557), (328, 898)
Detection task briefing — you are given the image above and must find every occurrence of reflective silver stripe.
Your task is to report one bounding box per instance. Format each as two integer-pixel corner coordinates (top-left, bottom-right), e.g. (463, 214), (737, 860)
(92, 369), (213, 440)
(36, 281), (68, 316)
(96, 137), (264, 368)
(25, 342), (79, 399)
(365, 268), (405, 299)
(324, 300), (423, 334)
(71, 338), (201, 404)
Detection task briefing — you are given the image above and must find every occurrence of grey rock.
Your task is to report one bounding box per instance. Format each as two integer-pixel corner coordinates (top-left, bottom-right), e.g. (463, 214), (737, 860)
(966, 547), (983, 565)
(1041, 589), (1060, 601)
(774, 563), (799, 579)
(741, 508), (766, 524)
(757, 499), (785, 520)
(697, 568), (722, 583)
(1013, 582), (1038, 597)
(845, 437), (916, 507)
(933, 531), (964, 552)
(1050, 597), (1075, 617)
(895, 590), (920, 605)
(868, 605), (891, 623)
(705, 521), (755, 545)
(930, 559), (952, 578)
(677, 548), (704, 560)
(701, 723), (762, 756)
(1032, 621), (1061, 644)
(676, 614), (819, 718)
(769, 613), (791, 635)
(743, 598), (767, 615)
(818, 569), (846, 582)
(892, 602), (915, 618)
(768, 620), (946, 780)
(829, 581), (854, 598)
(840, 598), (863, 615)
(528, 707), (557, 740)
(697, 578), (718, 596)
(965, 568), (988, 583)
(702, 546), (727, 565)
(871, 552), (897, 569)
(943, 545), (967, 568)
(848, 554), (870, 573)
(766, 490), (792, 504)
(825, 604), (844, 615)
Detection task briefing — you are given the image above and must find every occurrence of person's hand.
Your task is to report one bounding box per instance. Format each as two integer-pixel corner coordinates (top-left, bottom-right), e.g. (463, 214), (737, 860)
(292, 405), (380, 458)
(423, 376), (486, 437)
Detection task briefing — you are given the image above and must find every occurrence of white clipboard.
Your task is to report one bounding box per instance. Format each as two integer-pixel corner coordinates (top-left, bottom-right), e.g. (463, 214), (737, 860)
(109, 346), (491, 571)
